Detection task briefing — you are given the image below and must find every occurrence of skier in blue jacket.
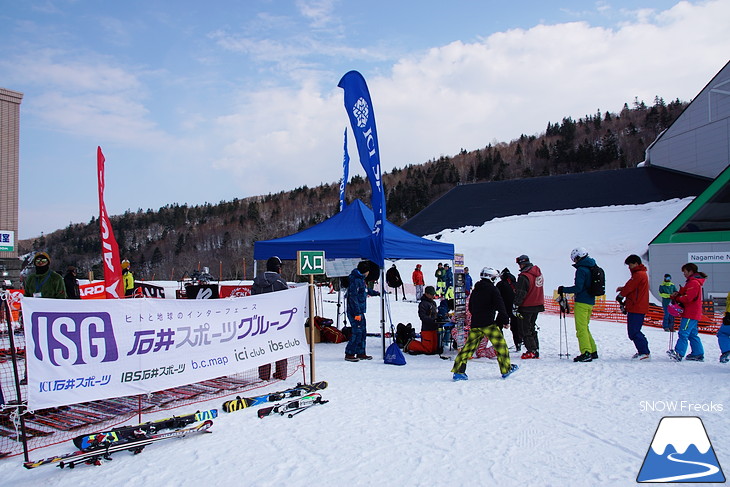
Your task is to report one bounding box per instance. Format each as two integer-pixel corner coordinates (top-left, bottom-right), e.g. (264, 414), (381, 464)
(345, 261), (379, 362)
(558, 247), (599, 363)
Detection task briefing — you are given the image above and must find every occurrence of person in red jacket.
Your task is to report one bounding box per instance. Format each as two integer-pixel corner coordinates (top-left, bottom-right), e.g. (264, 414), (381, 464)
(514, 255), (544, 359)
(412, 264), (425, 301)
(667, 263), (707, 362)
(616, 254), (650, 360)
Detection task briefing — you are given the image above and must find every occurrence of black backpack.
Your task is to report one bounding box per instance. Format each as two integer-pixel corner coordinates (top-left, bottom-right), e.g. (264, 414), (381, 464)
(395, 323), (416, 348)
(587, 265), (606, 296)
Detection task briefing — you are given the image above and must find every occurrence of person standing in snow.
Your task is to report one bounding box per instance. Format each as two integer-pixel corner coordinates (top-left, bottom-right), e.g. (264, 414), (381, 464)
(659, 273), (678, 331)
(514, 255), (544, 360)
(121, 259), (135, 296)
(412, 264), (425, 301)
(405, 285), (439, 355)
(64, 265), (81, 299)
(497, 267), (521, 351)
(558, 247), (599, 362)
(435, 263), (445, 297)
(616, 254), (651, 361)
(252, 256), (290, 380)
(452, 267), (517, 380)
(463, 267), (473, 296)
(23, 252), (66, 299)
(717, 291), (730, 363)
(667, 263), (707, 362)
(386, 263), (406, 301)
(345, 261), (379, 362)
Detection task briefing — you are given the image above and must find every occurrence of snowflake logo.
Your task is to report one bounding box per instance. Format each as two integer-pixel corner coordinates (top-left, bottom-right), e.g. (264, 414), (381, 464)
(352, 97), (369, 128)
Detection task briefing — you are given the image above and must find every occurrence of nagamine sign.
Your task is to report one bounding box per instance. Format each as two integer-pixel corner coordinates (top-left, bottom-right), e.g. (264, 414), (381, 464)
(688, 252), (730, 264)
(22, 286), (308, 409)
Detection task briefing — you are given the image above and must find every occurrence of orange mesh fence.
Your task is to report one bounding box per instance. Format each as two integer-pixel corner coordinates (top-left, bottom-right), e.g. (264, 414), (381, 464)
(544, 295), (722, 335)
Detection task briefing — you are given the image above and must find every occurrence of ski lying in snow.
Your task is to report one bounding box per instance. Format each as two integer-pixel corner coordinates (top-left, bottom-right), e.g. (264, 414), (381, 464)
(222, 381), (327, 413)
(24, 420), (213, 469)
(257, 393), (328, 419)
(72, 408), (217, 450)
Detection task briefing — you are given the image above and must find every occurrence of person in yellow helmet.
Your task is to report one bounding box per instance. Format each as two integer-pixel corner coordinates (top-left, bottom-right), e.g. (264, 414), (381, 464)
(121, 259), (135, 296)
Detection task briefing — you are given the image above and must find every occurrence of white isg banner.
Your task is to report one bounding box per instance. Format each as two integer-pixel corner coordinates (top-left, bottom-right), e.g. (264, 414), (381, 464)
(22, 286), (309, 410)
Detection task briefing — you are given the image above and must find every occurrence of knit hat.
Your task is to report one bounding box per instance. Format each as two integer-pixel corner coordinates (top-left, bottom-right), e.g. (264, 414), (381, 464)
(424, 285), (436, 295)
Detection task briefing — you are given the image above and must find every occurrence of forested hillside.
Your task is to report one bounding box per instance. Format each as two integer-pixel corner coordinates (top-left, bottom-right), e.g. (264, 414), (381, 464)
(19, 97), (686, 282)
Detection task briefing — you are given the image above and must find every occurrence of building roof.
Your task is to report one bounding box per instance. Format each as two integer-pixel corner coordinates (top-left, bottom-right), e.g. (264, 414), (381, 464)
(401, 166), (711, 236)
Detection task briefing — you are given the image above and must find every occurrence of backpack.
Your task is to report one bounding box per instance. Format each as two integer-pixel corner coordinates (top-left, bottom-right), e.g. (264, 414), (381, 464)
(587, 265), (606, 296)
(395, 323), (416, 348)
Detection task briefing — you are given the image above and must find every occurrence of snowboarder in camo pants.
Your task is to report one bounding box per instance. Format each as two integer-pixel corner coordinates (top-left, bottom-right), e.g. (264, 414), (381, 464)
(452, 267), (518, 380)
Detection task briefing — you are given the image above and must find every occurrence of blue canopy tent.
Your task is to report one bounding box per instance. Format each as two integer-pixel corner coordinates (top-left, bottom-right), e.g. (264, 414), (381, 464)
(253, 199), (455, 358)
(253, 199), (454, 261)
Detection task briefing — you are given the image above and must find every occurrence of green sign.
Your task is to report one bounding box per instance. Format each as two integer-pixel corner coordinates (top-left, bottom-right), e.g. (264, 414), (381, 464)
(297, 250), (326, 276)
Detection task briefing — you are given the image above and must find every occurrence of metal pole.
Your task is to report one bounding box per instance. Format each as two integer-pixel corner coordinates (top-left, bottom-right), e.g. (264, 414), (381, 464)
(309, 275), (316, 384)
(380, 267), (386, 357)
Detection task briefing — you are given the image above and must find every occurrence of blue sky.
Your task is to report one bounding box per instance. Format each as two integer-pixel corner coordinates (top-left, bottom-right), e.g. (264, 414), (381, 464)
(2, 0), (729, 239)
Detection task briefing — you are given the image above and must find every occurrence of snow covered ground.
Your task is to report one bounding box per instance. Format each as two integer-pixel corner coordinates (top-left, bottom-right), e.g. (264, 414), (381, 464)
(4, 198), (729, 486)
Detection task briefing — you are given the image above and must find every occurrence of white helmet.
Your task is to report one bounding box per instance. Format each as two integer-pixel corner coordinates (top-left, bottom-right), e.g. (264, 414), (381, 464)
(480, 267), (500, 282)
(570, 247), (588, 263)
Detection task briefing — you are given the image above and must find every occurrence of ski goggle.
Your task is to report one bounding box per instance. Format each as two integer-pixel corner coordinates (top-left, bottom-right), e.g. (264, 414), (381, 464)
(34, 257), (49, 265)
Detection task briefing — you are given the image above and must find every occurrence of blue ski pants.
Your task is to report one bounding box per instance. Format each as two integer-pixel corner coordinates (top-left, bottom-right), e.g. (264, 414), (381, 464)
(674, 318), (704, 358)
(627, 312), (650, 355)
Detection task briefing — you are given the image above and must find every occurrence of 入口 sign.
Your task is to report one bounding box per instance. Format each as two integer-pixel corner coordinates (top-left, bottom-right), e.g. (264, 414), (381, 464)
(297, 250), (326, 276)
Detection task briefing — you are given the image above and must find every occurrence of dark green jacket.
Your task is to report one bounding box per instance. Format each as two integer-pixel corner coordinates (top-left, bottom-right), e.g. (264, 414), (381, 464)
(24, 270), (67, 299)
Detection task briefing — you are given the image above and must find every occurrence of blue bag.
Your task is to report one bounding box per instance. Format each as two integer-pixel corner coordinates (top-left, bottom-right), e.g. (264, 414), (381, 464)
(384, 341), (407, 366)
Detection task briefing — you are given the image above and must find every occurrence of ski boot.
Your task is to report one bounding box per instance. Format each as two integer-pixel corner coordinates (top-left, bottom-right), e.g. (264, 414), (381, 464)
(452, 373), (468, 381)
(666, 349), (682, 362)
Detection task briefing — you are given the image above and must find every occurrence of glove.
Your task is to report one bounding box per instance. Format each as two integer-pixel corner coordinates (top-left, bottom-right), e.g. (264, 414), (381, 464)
(354, 315), (362, 321)
(512, 305), (523, 319)
(557, 286), (564, 295)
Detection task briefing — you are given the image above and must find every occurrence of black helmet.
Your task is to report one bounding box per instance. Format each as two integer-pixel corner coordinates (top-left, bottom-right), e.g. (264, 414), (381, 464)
(266, 256), (283, 272)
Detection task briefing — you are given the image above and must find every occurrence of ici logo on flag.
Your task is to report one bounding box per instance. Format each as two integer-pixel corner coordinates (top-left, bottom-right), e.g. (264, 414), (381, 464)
(637, 416), (725, 483)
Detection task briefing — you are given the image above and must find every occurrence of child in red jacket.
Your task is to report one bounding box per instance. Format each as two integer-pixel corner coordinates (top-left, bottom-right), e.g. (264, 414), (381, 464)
(667, 263), (707, 362)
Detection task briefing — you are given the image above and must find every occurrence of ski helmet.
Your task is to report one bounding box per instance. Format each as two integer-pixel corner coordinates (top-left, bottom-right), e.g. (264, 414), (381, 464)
(570, 247), (588, 263)
(480, 267), (499, 282)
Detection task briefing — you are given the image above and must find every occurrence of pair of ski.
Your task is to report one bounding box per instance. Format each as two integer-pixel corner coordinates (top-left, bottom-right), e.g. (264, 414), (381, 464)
(222, 381), (328, 412)
(23, 419), (213, 469)
(72, 408), (217, 450)
(257, 393), (328, 419)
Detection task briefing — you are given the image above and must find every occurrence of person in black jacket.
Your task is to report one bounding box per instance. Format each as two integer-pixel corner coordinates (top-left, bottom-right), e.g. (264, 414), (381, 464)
(385, 263), (406, 301)
(497, 267), (521, 351)
(252, 256), (289, 380)
(64, 266), (81, 299)
(451, 267), (518, 380)
(405, 286), (439, 354)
